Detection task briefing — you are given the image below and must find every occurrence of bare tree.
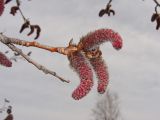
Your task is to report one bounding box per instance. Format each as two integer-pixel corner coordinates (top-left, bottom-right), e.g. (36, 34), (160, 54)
(92, 90), (122, 120)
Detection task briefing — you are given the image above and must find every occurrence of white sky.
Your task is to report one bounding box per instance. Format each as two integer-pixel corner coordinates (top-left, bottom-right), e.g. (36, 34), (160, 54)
(0, 0), (160, 120)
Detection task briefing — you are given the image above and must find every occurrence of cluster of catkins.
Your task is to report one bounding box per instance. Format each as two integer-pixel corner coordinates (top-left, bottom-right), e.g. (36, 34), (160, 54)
(68, 29), (123, 100)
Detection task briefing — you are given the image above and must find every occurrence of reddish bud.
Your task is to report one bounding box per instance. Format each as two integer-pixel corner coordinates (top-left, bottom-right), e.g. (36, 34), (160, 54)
(156, 17), (160, 30)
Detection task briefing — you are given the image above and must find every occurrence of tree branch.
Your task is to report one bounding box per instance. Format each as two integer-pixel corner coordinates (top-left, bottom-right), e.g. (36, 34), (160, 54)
(153, 0), (160, 6)
(16, 0), (27, 22)
(0, 34), (70, 83)
(0, 35), (79, 56)
(108, 0), (112, 5)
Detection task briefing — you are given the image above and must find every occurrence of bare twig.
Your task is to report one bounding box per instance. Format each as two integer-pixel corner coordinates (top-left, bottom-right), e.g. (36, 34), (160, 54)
(153, 0), (160, 6)
(155, 5), (158, 13)
(0, 35), (79, 56)
(14, 0), (27, 22)
(108, 0), (112, 5)
(18, 6), (26, 21)
(0, 34), (70, 83)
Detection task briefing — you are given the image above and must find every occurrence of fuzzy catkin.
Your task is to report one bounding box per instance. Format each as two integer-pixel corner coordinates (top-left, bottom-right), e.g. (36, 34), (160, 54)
(80, 29), (122, 51)
(0, 0), (4, 16)
(68, 52), (93, 100)
(89, 57), (109, 94)
(0, 52), (12, 67)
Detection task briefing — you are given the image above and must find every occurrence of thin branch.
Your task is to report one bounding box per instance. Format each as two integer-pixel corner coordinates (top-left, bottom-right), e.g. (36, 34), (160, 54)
(18, 6), (26, 21)
(0, 35), (79, 56)
(108, 0), (112, 5)
(153, 0), (160, 6)
(0, 34), (70, 83)
(155, 5), (158, 13)
(16, 0), (26, 21)
(8, 44), (69, 83)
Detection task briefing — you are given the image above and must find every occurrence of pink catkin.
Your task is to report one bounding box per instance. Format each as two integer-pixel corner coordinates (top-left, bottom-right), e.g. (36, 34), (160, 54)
(68, 52), (93, 100)
(0, 52), (12, 67)
(89, 57), (109, 94)
(80, 28), (123, 51)
(0, 0), (4, 16)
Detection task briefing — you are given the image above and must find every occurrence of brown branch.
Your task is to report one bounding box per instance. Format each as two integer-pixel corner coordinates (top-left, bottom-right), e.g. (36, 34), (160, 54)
(0, 34), (70, 83)
(0, 35), (79, 56)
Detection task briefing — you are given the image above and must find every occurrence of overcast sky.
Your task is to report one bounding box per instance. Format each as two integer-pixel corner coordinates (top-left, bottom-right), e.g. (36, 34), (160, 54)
(0, 0), (160, 120)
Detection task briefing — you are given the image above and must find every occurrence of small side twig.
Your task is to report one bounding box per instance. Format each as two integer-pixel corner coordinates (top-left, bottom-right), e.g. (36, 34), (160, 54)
(18, 4), (26, 21)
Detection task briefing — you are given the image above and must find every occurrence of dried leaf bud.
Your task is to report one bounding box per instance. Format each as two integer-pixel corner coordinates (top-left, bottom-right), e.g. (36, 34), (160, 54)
(99, 9), (106, 17)
(10, 6), (19, 16)
(109, 9), (115, 16)
(27, 25), (35, 36)
(19, 21), (30, 33)
(151, 13), (159, 22)
(34, 25), (41, 39)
